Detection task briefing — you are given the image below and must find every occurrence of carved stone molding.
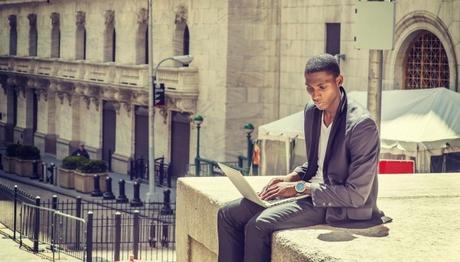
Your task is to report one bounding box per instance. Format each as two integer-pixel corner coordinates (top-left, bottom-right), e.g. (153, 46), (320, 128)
(105, 10), (115, 27)
(113, 102), (121, 114)
(35, 89), (48, 102)
(132, 90), (148, 105)
(175, 5), (188, 24)
(27, 14), (37, 27)
(50, 12), (60, 27)
(8, 15), (16, 28)
(137, 8), (148, 25)
(113, 89), (132, 103)
(92, 97), (100, 111)
(76, 11), (86, 27)
(122, 102), (132, 114)
(57, 92), (72, 106)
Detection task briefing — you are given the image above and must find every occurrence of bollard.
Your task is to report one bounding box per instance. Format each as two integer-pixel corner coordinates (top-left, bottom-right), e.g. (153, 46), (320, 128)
(161, 189), (173, 215)
(0, 153), (3, 170)
(40, 162), (46, 182)
(102, 177), (115, 200)
(114, 212), (121, 261)
(31, 160), (39, 179)
(51, 195), (58, 210)
(130, 181), (143, 207)
(116, 179), (129, 203)
(33, 196), (41, 253)
(91, 175), (103, 197)
(53, 164), (58, 185)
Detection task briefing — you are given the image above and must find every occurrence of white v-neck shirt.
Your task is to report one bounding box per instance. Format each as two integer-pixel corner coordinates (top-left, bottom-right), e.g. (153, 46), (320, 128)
(311, 113), (332, 183)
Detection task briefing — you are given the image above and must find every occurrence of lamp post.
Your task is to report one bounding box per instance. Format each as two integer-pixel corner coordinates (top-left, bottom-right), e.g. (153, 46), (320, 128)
(243, 123), (254, 174)
(193, 114), (203, 176)
(146, 54), (193, 202)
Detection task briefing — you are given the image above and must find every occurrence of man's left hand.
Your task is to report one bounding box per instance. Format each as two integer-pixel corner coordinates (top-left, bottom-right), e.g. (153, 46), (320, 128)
(259, 182), (298, 200)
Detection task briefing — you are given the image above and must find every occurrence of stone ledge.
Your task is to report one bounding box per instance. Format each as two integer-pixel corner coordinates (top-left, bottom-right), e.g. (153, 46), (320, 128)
(176, 174), (460, 262)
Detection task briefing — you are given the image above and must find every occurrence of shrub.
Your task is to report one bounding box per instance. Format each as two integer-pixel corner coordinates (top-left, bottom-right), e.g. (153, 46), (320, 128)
(16, 145), (40, 160)
(62, 156), (89, 170)
(78, 160), (108, 174)
(6, 143), (21, 157)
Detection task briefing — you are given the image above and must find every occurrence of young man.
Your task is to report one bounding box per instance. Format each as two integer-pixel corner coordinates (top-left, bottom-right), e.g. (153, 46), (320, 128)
(217, 54), (390, 262)
(72, 143), (90, 159)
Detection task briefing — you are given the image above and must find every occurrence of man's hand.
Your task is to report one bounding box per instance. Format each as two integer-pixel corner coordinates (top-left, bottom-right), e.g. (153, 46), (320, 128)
(259, 182), (298, 201)
(258, 177), (285, 197)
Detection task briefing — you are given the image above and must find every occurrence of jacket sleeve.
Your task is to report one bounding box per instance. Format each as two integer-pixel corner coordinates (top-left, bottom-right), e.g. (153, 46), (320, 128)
(293, 161), (308, 177)
(310, 118), (379, 208)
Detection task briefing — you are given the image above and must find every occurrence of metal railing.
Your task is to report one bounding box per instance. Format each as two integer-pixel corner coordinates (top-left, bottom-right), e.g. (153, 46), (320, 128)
(0, 183), (177, 261)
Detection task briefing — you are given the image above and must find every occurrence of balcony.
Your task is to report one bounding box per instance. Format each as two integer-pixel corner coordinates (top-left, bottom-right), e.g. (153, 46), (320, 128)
(0, 56), (198, 92)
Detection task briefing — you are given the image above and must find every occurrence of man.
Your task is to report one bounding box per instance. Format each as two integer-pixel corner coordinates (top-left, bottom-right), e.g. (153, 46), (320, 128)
(217, 54), (390, 262)
(72, 143), (90, 159)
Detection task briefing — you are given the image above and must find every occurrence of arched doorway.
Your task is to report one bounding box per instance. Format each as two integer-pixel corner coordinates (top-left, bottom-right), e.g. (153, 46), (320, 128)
(404, 30), (449, 89)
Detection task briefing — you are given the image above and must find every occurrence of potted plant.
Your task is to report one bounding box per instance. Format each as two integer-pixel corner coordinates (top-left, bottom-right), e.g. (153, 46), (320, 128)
(58, 156), (87, 189)
(2, 143), (21, 173)
(15, 145), (41, 177)
(74, 160), (108, 193)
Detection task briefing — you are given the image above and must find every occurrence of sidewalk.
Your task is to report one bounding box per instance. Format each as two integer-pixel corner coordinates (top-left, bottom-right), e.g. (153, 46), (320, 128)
(0, 224), (80, 262)
(0, 148), (176, 203)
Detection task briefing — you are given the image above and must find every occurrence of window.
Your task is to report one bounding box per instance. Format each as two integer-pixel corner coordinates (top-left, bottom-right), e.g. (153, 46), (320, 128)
(136, 8), (148, 64)
(75, 11), (86, 60)
(28, 14), (38, 56)
(8, 15), (17, 55)
(405, 30), (449, 89)
(103, 10), (116, 62)
(50, 12), (61, 58)
(325, 23), (340, 56)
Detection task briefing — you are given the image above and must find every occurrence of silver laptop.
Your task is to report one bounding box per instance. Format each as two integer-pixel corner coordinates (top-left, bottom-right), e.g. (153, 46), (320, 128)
(218, 163), (310, 208)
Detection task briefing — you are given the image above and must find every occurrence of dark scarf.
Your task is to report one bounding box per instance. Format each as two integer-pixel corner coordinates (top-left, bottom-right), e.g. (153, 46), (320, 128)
(302, 86), (348, 181)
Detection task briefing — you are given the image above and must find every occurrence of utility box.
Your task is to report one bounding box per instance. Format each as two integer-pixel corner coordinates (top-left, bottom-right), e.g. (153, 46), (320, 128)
(354, 0), (395, 50)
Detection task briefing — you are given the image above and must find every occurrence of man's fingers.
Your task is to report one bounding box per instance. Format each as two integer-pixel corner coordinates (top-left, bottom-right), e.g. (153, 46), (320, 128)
(260, 186), (279, 200)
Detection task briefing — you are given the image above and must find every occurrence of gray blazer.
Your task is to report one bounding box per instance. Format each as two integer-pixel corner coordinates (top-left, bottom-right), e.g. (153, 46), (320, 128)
(294, 87), (390, 227)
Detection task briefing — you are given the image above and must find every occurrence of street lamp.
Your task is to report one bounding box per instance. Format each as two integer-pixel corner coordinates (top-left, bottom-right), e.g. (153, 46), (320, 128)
(243, 123), (254, 174)
(193, 114), (203, 176)
(146, 54), (193, 202)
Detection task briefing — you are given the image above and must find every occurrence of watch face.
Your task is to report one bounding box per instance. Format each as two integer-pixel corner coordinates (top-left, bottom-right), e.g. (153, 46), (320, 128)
(295, 182), (305, 193)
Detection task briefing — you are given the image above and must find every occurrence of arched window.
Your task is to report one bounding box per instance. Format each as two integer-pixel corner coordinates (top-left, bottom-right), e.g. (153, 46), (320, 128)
(174, 23), (190, 57)
(136, 8), (148, 64)
(75, 11), (87, 60)
(8, 15), (17, 55)
(28, 14), (38, 56)
(404, 30), (449, 89)
(103, 10), (116, 62)
(50, 12), (61, 58)
(183, 25), (190, 56)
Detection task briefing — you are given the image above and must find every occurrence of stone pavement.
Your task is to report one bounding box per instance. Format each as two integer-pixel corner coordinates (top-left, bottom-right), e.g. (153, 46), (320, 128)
(0, 225), (80, 262)
(0, 149), (176, 203)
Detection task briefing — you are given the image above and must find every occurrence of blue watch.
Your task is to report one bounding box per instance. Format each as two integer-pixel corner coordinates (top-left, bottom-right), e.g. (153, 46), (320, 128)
(295, 182), (306, 194)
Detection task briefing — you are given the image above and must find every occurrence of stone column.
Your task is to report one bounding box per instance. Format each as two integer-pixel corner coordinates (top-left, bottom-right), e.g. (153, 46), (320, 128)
(367, 50), (383, 130)
(112, 102), (134, 174)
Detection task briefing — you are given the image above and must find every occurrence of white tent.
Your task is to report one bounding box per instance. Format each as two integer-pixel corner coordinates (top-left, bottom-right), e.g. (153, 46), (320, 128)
(258, 88), (460, 175)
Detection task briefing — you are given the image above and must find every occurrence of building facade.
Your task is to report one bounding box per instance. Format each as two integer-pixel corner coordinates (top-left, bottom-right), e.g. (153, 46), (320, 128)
(0, 0), (458, 176)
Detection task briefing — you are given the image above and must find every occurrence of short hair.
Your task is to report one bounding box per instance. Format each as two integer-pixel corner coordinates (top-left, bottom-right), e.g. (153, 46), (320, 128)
(305, 54), (340, 77)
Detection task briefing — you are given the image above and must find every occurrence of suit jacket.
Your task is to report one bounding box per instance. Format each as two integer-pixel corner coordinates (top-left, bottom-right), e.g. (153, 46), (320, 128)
(294, 87), (389, 227)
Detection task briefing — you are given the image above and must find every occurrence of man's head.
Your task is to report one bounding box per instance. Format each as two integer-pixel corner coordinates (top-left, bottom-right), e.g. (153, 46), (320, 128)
(304, 54), (343, 112)
(79, 143), (85, 150)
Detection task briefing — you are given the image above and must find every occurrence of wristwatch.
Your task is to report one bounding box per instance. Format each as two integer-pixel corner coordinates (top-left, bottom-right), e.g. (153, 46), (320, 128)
(295, 182), (307, 194)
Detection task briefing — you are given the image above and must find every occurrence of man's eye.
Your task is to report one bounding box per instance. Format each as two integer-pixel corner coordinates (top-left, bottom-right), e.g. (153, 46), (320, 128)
(319, 86), (326, 90)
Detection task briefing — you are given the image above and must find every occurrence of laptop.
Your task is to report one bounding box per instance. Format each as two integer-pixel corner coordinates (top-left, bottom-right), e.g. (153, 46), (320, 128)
(217, 163), (310, 208)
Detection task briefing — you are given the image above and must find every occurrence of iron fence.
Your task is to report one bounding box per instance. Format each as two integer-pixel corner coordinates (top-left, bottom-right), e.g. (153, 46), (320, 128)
(0, 183), (176, 262)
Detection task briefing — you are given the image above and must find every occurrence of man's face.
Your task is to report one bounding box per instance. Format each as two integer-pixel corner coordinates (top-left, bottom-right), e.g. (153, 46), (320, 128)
(305, 71), (343, 111)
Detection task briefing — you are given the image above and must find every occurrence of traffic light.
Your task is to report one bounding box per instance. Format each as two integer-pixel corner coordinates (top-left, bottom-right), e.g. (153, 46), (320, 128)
(154, 83), (165, 107)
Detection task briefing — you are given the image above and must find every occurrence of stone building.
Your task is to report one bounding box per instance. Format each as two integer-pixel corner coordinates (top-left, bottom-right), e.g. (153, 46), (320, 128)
(0, 0), (458, 177)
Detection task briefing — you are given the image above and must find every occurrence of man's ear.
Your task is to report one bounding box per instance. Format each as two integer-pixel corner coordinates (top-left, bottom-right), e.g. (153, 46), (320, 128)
(336, 74), (344, 86)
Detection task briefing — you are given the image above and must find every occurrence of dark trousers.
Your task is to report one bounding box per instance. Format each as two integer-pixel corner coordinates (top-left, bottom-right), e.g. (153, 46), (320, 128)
(217, 197), (326, 262)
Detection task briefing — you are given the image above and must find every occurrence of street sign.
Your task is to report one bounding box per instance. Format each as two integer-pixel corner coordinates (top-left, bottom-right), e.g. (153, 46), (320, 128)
(154, 83), (165, 107)
(354, 0), (395, 50)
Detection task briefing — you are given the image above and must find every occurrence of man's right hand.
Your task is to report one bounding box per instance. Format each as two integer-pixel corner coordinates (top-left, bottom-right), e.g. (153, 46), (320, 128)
(257, 177), (286, 197)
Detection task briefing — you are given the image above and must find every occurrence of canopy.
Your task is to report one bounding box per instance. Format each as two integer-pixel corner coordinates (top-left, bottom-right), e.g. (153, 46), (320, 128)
(258, 88), (460, 174)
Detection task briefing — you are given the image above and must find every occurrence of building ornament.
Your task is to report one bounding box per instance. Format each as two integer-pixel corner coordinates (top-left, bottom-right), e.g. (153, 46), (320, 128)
(27, 14), (37, 27)
(8, 15), (16, 27)
(137, 8), (148, 25)
(175, 5), (188, 24)
(50, 12), (60, 27)
(76, 11), (86, 27)
(105, 10), (115, 27)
